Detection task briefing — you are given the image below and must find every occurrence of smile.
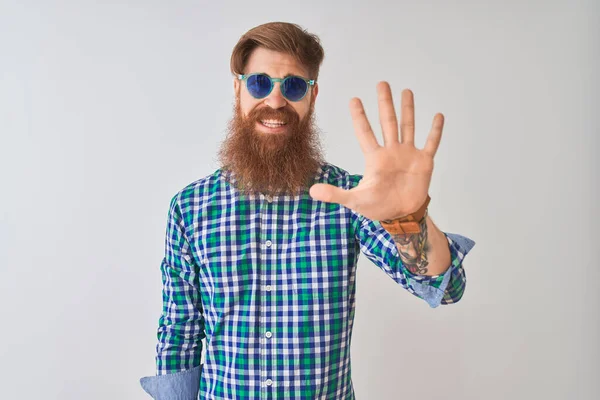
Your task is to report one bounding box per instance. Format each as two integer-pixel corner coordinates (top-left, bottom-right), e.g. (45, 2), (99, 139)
(260, 119), (287, 128)
(257, 120), (288, 134)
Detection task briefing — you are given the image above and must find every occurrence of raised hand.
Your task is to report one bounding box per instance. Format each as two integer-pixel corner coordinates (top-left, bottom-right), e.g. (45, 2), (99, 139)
(309, 83), (444, 221)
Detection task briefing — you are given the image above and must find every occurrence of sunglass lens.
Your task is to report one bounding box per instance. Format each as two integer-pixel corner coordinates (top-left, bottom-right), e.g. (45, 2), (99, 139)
(282, 77), (308, 101)
(246, 74), (272, 98)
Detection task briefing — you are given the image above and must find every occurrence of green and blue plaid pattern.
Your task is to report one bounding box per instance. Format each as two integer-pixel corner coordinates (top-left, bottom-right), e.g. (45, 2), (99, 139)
(153, 162), (474, 399)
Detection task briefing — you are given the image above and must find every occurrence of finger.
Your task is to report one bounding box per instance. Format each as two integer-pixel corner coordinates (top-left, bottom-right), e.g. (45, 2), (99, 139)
(376, 81), (399, 147)
(400, 89), (415, 145)
(309, 183), (353, 207)
(423, 113), (444, 157)
(349, 97), (380, 154)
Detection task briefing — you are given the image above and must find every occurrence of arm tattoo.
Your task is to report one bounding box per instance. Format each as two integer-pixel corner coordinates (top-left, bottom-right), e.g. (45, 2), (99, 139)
(390, 211), (430, 275)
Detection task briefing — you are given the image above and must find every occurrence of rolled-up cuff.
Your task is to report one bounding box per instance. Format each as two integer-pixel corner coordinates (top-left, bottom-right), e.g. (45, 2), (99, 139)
(139, 364), (201, 400)
(405, 232), (475, 308)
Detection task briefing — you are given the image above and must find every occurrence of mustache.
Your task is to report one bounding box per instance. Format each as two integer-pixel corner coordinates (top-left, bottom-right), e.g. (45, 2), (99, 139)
(247, 106), (300, 125)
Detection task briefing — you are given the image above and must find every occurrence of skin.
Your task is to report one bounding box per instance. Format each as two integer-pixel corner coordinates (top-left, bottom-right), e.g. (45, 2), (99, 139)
(219, 47), (324, 196)
(233, 47), (318, 128)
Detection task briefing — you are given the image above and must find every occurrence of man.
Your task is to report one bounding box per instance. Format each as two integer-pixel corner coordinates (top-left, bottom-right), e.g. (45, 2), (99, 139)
(140, 21), (475, 400)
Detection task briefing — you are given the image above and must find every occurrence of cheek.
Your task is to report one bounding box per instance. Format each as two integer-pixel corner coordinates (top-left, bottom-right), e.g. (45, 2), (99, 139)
(292, 103), (310, 119)
(240, 95), (260, 117)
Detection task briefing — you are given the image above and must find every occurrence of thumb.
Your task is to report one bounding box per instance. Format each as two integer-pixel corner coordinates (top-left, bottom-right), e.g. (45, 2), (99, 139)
(309, 183), (351, 206)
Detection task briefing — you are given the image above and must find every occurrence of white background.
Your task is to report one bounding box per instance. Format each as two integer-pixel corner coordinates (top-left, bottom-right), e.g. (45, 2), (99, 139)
(1, 0), (598, 399)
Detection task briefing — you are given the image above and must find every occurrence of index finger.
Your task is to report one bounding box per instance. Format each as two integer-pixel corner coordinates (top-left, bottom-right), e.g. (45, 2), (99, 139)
(350, 97), (380, 154)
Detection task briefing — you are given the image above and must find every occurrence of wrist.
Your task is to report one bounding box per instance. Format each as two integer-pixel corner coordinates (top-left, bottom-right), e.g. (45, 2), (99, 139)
(379, 195), (430, 235)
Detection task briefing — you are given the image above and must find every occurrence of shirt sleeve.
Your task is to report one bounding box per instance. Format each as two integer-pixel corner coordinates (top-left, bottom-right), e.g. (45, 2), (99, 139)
(139, 365), (201, 400)
(139, 194), (206, 398)
(347, 174), (475, 308)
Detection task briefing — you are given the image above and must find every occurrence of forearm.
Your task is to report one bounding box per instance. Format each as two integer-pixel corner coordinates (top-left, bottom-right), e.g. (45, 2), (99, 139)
(384, 212), (451, 276)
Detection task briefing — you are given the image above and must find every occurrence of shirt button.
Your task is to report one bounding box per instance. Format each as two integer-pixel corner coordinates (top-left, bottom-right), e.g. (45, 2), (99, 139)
(265, 285), (272, 291)
(266, 379), (273, 386)
(265, 195), (273, 203)
(265, 331), (272, 338)
(265, 240), (272, 247)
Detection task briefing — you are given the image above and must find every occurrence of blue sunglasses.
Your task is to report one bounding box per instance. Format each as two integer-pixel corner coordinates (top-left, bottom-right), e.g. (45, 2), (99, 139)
(238, 73), (315, 102)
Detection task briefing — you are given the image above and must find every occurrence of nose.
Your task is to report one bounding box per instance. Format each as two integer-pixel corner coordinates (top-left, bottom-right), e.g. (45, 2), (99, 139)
(264, 82), (287, 109)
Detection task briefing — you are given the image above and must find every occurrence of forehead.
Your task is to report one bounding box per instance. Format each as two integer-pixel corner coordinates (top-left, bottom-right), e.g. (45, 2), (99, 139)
(245, 47), (309, 78)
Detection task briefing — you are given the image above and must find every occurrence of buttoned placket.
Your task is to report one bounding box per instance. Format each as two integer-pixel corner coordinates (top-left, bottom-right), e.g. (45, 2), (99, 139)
(260, 193), (275, 397)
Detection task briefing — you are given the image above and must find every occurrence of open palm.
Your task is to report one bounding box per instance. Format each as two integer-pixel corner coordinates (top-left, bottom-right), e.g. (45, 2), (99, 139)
(309, 83), (444, 221)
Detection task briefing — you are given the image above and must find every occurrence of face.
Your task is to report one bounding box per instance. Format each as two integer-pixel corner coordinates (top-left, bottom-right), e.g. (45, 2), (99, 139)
(218, 47), (325, 196)
(234, 47), (319, 129)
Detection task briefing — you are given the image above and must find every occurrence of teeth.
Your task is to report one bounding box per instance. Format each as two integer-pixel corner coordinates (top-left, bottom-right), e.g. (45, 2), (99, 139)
(261, 119), (286, 126)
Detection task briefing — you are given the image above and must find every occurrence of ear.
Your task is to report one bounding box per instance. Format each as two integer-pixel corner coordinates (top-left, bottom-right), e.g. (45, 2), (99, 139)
(311, 82), (319, 105)
(234, 78), (240, 94)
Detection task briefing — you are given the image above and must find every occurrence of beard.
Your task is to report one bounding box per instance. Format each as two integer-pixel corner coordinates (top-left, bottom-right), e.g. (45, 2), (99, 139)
(217, 98), (325, 197)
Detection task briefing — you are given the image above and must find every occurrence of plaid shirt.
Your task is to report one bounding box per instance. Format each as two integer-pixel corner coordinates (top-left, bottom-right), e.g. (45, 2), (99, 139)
(140, 162), (475, 400)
